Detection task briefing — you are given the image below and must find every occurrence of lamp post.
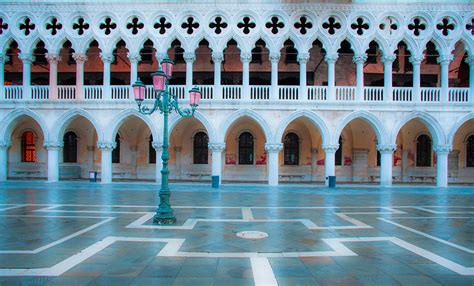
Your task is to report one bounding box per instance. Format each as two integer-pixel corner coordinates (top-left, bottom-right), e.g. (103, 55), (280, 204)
(132, 57), (201, 225)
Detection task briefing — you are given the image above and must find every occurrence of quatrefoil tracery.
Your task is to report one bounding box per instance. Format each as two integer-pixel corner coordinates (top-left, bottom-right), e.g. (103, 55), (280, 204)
(467, 18), (474, 35)
(19, 18), (35, 36)
(46, 18), (62, 36)
(0, 18), (8, 35)
(351, 17), (369, 36)
(127, 17), (144, 35)
(181, 17), (199, 35)
(379, 17), (398, 36)
(322, 17), (341, 35)
(100, 17), (117, 35)
(294, 16), (312, 35)
(237, 16), (256, 35)
(209, 16), (228, 34)
(154, 17), (172, 35)
(408, 18), (426, 36)
(265, 16), (284, 34)
(436, 18), (455, 36)
(73, 18), (89, 36)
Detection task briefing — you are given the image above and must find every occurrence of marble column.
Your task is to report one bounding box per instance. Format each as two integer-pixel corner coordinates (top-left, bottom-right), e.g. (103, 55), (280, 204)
(381, 54), (396, 102)
(46, 53), (61, 100)
(72, 53), (87, 100)
(0, 54), (8, 99)
(437, 54), (453, 103)
(353, 54), (367, 101)
(128, 52), (141, 85)
(98, 141), (116, 184)
(298, 53), (310, 101)
(0, 140), (11, 181)
(152, 142), (163, 183)
(377, 144), (397, 187)
(466, 55), (474, 103)
(325, 54), (338, 101)
(100, 53), (114, 100)
(18, 53), (34, 99)
(323, 144), (339, 186)
(265, 143), (283, 186)
(209, 142), (225, 184)
(44, 142), (63, 182)
(269, 52), (280, 101)
(212, 51), (223, 100)
(410, 54), (424, 102)
(184, 52), (196, 94)
(240, 52), (252, 100)
(435, 145), (451, 188)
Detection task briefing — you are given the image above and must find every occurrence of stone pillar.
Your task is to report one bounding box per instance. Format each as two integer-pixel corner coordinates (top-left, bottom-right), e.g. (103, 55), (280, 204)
(0, 140), (11, 181)
(98, 141), (116, 184)
(184, 52), (196, 93)
(19, 53), (34, 99)
(240, 52), (252, 100)
(381, 54), (396, 102)
(466, 55), (474, 103)
(435, 145), (451, 188)
(152, 142), (163, 183)
(0, 54), (8, 99)
(72, 53), (87, 100)
(174, 146), (182, 180)
(265, 143), (282, 186)
(100, 53), (114, 100)
(46, 53), (61, 100)
(377, 144), (397, 187)
(44, 142), (63, 182)
(212, 52), (223, 100)
(269, 52), (280, 101)
(311, 148), (318, 181)
(209, 142), (225, 184)
(410, 54), (424, 102)
(298, 53), (309, 101)
(323, 144), (339, 186)
(128, 52), (141, 86)
(353, 54), (367, 102)
(438, 54), (453, 103)
(325, 54), (338, 101)
(352, 148), (369, 182)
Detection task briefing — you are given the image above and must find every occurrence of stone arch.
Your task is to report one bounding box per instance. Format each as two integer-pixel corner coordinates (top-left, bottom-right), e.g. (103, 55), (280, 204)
(106, 108), (160, 143)
(333, 110), (388, 146)
(0, 108), (50, 143)
(52, 108), (104, 143)
(390, 111), (446, 147)
(219, 109), (272, 143)
(447, 112), (474, 146)
(169, 111), (217, 142)
(274, 109), (330, 145)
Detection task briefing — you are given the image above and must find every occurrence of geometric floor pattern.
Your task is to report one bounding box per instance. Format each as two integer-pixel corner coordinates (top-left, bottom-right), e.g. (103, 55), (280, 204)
(0, 181), (473, 285)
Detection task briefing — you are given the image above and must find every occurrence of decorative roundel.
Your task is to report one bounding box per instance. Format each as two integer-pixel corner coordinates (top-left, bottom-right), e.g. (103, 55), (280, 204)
(126, 17), (144, 36)
(265, 16), (285, 35)
(45, 17), (63, 36)
(465, 17), (474, 36)
(19, 16), (36, 36)
(209, 16), (228, 35)
(407, 16), (427, 37)
(293, 15), (313, 35)
(436, 18), (455, 37)
(321, 16), (343, 36)
(350, 17), (370, 36)
(378, 15), (400, 37)
(153, 16), (172, 35)
(98, 16), (117, 36)
(236, 15), (256, 35)
(181, 16), (199, 35)
(0, 17), (9, 36)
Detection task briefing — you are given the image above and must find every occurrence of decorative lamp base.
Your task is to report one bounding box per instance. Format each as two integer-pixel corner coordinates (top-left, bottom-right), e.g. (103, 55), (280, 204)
(153, 214), (177, 225)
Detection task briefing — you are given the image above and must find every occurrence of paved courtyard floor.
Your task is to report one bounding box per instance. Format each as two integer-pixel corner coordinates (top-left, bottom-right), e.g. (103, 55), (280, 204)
(0, 181), (473, 286)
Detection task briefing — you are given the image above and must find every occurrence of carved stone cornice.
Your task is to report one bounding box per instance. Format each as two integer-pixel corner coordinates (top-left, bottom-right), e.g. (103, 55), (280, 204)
(264, 143), (283, 152)
(269, 53), (281, 63)
(409, 54), (424, 65)
(183, 52), (196, 62)
(437, 54), (453, 65)
(240, 52), (252, 63)
(322, 144), (339, 153)
(152, 142), (163, 151)
(46, 53), (61, 65)
(100, 53), (114, 64)
(0, 140), (11, 149)
(297, 53), (310, 64)
(43, 141), (63, 150)
(211, 52), (224, 63)
(127, 52), (141, 64)
(18, 53), (34, 64)
(324, 54), (338, 64)
(381, 54), (396, 63)
(72, 53), (87, 64)
(208, 142), (225, 152)
(352, 54), (367, 64)
(376, 144), (397, 154)
(97, 141), (117, 151)
(434, 144), (452, 154)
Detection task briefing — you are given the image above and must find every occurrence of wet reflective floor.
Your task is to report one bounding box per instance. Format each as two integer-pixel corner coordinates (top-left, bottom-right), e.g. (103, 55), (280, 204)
(0, 181), (473, 285)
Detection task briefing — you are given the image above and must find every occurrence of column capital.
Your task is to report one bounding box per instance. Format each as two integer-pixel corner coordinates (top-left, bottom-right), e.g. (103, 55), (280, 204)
(264, 143), (283, 152)
(43, 141), (63, 150)
(465, 55), (474, 66)
(352, 54), (367, 64)
(269, 52), (281, 63)
(381, 54), (396, 63)
(97, 141), (116, 151)
(297, 53), (310, 64)
(211, 52), (224, 63)
(322, 144), (339, 153)
(72, 53), (88, 64)
(434, 144), (452, 154)
(240, 52), (252, 63)
(437, 54), (453, 65)
(0, 140), (11, 149)
(152, 142), (163, 151)
(324, 54), (338, 64)
(376, 144), (397, 154)
(0, 54), (10, 64)
(100, 52), (114, 64)
(409, 54), (424, 65)
(46, 53), (61, 65)
(208, 142), (225, 152)
(183, 52), (196, 62)
(127, 52), (141, 64)
(18, 53), (34, 63)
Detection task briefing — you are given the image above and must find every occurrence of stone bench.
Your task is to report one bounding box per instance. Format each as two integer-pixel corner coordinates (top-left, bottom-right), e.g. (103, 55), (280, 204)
(279, 174), (305, 180)
(410, 175), (436, 183)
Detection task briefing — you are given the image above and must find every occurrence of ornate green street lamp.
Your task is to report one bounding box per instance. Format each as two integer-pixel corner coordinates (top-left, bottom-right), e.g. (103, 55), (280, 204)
(132, 57), (201, 225)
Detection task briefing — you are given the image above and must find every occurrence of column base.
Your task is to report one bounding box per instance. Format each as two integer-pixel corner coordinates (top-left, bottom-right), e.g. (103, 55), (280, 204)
(153, 214), (177, 225)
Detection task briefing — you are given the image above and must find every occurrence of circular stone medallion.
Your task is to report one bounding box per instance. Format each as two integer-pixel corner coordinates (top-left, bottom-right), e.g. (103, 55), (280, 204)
(236, 231), (269, 240)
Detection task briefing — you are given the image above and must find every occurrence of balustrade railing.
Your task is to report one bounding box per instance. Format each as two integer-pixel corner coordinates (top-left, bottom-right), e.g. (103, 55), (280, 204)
(5, 86), (23, 99)
(169, 85), (186, 100)
(31, 86), (49, 100)
(307, 86), (327, 101)
(393, 87), (412, 102)
(84, 86), (102, 100)
(222, 85), (241, 100)
(449, 88), (469, 102)
(279, 86), (299, 100)
(364, 87), (384, 101)
(250, 86), (270, 100)
(198, 85), (213, 100)
(336, 86), (355, 101)
(421, 87), (441, 102)
(111, 86), (130, 100)
(58, 85), (76, 99)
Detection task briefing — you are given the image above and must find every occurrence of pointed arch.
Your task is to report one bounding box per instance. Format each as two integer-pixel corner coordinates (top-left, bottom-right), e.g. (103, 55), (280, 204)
(274, 109), (330, 145)
(390, 111), (446, 146)
(0, 108), (50, 143)
(106, 108), (160, 143)
(219, 109), (272, 143)
(447, 112), (474, 146)
(169, 110), (216, 142)
(52, 108), (104, 143)
(333, 110), (388, 146)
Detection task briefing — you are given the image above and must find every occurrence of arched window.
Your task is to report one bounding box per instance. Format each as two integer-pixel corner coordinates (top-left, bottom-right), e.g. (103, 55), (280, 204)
(416, 134), (431, 167)
(63, 131), (78, 163)
(149, 135), (156, 164)
(284, 133), (299, 165)
(239, 132), (254, 165)
(112, 134), (120, 163)
(193, 132), (209, 164)
(335, 136), (343, 166)
(21, 131), (36, 162)
(467, 135), (474, 167)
